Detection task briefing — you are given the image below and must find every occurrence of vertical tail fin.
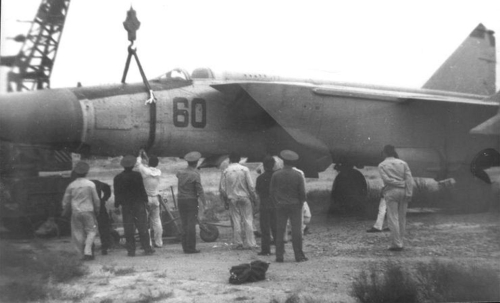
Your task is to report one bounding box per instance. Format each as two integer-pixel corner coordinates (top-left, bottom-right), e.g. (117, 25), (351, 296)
(423, 24), (496, 95)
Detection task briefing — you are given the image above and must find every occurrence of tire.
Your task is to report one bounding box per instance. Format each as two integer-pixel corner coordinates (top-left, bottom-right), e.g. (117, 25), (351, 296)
(330, 167), (368, 216)
(199, 223), (219, 242)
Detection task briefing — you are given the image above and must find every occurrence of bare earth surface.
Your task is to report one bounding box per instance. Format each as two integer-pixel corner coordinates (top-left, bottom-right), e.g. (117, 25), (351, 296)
(2, 210), (499, 303)
(1, 160), (500, 302)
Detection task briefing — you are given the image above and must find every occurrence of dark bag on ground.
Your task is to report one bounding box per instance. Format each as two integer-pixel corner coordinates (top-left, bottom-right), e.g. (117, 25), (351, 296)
(229, 260), (270, 284)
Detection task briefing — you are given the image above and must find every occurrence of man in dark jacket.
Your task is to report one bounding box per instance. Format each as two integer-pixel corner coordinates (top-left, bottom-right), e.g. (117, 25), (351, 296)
(176, 151), (206, 254)
(91, 180), (113, 255)
(114, 155), (154, 257)
(255, 156), (277, 256)
(270, 150), (308, 263)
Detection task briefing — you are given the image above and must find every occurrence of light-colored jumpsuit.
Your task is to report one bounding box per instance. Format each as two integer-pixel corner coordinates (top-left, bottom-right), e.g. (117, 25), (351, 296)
(135, 157), (163, 247)
(373, 197), (387, 231)
(62, 178), (100, 257)
(379, 157), (413, 249)
(220, 162), (258, 248)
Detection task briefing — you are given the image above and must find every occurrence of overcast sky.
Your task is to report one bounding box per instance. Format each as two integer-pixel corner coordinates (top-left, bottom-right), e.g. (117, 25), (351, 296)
(1, 0), (500, 91)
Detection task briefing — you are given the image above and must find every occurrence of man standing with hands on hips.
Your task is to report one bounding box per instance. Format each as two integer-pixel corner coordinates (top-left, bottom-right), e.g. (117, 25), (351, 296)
(379, 145), (413, 251)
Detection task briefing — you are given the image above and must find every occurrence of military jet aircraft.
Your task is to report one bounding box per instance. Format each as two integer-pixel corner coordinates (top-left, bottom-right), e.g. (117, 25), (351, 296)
(1, 23), (499, 211)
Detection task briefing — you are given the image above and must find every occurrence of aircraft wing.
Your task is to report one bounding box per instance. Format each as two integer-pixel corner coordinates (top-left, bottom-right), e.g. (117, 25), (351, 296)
(312, 86), (499, 106)
(214, 82), (499, 107)
(470, 114), (500, 135)
(213, 82), (500, 144)
(470, 91), (500, 135)
(212, 82), (329, 150)
(312, 86), (500, 136)
(212, 82), (332, 177)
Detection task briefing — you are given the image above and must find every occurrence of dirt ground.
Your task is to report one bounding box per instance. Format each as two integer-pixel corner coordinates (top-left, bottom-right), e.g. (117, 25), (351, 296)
(1, 159), (500, 303)
(3, 209), (500, 303)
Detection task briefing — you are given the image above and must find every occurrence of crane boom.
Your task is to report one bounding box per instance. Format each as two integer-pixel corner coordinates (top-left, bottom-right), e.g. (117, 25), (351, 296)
(0, 0), (73, 236)
(7, 0), (71, 92)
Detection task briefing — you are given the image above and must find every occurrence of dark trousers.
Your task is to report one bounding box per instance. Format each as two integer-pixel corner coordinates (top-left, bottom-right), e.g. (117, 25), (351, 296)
(276, 205), (305, 261)
(178, 199), (198, 253)
(97, 210), (112, 252)
(260, 207), (277, 253)
(122, 203), (152, 254)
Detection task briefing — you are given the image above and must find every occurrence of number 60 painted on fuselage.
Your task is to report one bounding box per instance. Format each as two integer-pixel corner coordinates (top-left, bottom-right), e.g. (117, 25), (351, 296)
(173, 97), (207, 128)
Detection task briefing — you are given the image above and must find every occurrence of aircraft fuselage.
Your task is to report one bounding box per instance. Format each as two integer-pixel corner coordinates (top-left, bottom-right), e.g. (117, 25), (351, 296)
(0, 76), (498, 178)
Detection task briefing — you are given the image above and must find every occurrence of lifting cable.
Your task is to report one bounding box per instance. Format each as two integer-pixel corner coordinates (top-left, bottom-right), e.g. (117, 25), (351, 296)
(121, 7), (157, 151)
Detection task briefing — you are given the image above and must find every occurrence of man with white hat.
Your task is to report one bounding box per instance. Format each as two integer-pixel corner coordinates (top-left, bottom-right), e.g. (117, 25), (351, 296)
(62, 161), (100, 261)
(176, 151), (206, 253)
(220, 152), (258, 250)
(270, 150), (308, 262)
(114, 155), (155, 257)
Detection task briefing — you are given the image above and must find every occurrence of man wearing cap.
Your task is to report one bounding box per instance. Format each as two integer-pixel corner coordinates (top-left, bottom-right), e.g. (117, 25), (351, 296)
(68, 170), (113, 255)
(62, 161), (100, 261)
(114, 155), (155, 257)
(255, 156), (277, 256)
(176, 151), (206, 254)
(379, 145), (413, 251)
(219, 152), (258, 250)
(270, 150), (308, 262)
(284, 167), (310, 242)
(135, 149), (163, 248)
(256, 155), (284, 174)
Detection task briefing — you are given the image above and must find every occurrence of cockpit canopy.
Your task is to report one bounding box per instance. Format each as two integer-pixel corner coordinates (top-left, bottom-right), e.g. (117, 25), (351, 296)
(155, 68), (191, 81)
(191, 68), (214, 79)
(155, 67), (215, 81)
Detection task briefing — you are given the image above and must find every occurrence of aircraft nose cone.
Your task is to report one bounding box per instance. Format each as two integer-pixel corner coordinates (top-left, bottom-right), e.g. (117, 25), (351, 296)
(0, 89), (83, 146)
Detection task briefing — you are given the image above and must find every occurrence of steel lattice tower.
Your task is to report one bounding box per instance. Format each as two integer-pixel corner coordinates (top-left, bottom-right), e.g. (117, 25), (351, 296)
(7, 0), (71, 92)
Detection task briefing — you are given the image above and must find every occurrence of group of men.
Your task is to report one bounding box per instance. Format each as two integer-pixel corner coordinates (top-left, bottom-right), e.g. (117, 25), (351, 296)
(219, 150), (309, 263)
(62, 149), (204, 259)
(61, 144), (413, 261)
(62, 149), (162, 259)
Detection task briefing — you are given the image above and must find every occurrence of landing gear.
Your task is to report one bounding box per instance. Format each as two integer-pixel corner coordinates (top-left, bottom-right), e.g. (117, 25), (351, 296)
(329, 164), (371, 216)
(199, 223), (219, 242)
(446, 168), (498, 213)
(470, 148), (500, 184)
(444, 149), (500, 213)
